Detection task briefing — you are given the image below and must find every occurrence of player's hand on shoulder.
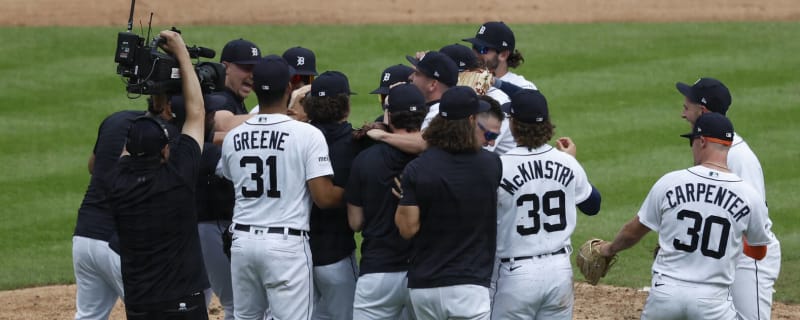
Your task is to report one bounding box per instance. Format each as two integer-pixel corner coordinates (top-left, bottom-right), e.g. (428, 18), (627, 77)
(555, 137), (576, 158)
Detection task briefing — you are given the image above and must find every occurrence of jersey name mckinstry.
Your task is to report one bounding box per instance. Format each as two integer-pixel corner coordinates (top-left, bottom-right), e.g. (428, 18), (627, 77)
(499, 159), (575, 195)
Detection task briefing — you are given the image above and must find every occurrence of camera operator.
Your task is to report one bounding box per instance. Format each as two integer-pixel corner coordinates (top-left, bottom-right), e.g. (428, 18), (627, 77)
(105, 30), (209, 320)
(208, 39), (262, 144)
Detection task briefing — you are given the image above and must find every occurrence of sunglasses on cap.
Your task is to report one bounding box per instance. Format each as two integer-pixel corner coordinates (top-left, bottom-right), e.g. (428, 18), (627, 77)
(477, 121), (499, 141)
(472, 45), (493, 55)
(291, 74), (314, 85)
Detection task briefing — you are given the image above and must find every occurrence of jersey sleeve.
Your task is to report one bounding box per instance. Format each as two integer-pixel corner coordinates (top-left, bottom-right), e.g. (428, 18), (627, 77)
(727, 143), (767, 199)
(636, 175), (670, 232)
(220, 131), (234, 180)
(398, 160), (419, 206)
(568, 156), (593, 204)
(743, 190), (772, 246)
(304, 127), (334, 181)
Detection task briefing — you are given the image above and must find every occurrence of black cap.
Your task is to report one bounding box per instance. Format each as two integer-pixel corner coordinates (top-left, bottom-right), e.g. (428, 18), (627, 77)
(220, 39), (262, 64)
(676, 77), (732, 115)
(509, 89), (549, 124)
(463, 21), (515, 52)
(681, 112), (734, 146)
(283, 47), (318, 76)
(406, 51), (458, 87)
(253, 55), (294, 95)
(439, 86), (487, 120)
(370, 64), (415, 95)
(386, 83), (426, 113)
(126, 117), (169, 158)
(311, 71), (355, 97)
(439, 44), (480, 71)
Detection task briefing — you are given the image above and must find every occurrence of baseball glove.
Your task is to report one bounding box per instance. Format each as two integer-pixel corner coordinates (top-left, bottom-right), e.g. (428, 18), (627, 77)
(576, 238), (617, 285)
(457, 69), (492, 95)
(353, 121), (391, 141)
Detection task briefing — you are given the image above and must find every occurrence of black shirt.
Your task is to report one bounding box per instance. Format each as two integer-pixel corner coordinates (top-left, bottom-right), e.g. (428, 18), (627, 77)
(75, 110), (144, 240)
(399, 147), (502, 289)
(309, 122), (359, 266)
(196, 143), (234, 222)
(346, 142), (416, 275)
(207, 88), (247, 115)
(107, 135), (209, 305)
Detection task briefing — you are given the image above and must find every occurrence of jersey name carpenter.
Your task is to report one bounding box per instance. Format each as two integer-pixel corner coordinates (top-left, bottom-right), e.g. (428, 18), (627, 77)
(500, 159), (575, 195)
(666, 182), (751, 222)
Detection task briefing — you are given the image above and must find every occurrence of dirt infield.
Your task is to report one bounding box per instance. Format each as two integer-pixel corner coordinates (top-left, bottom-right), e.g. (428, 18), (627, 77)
(2, 0), (799, 319)
(2, 0), (800, 26)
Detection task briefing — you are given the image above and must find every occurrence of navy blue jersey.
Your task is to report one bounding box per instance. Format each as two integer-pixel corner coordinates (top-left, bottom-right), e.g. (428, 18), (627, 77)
(107, 135), (209, 305)
(309, 122), (358, 266)
(195, 143), (234, 222)
(206, 88), (247, 115)
(346, 142), (416, 275)
(74, 110), (144, 240)
(400, 147), (502, 289)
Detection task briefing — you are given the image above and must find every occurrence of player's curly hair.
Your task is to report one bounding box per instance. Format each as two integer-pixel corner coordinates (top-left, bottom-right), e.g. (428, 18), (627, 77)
(510, 119), (555, 149)
(389, 110), (426, 132)
(423, 116), (481, 153)
(507, 49), (525, 69)
(305, 93), (350, 123)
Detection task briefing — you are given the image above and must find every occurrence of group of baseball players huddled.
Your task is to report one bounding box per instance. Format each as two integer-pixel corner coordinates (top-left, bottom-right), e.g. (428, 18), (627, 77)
(72, 20), (781, 320)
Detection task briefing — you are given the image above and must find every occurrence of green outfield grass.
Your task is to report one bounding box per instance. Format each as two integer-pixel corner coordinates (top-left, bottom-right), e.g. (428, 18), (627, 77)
(1, 22), (798, 302)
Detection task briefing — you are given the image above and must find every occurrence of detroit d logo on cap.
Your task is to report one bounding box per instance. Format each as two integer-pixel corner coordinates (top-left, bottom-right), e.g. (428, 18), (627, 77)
(478, 26), (486, 34)
(383, 73), (391, 82)
(297, 56), (305, 66)
(251, 47), (258, 57)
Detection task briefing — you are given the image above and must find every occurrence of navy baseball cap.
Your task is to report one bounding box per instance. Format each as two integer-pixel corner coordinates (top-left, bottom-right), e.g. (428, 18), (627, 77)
(406, 51), (458, 87)
(676, 77), (732, 115)
(509, 89), (549, 124)
(463, 21), (515, 52)
(386, 83), (426, 113)
(126, 117), (169, 158)
(439, 43), (480, 71)
(681, 112), (734, 146)
(253, 55), (295, 95)
(439, 86), (489, 120)
(311, 71), (355, 97)
(283, 47), (318, 76)
(371, 64), (415, 95)
(220, 39), (262, 64)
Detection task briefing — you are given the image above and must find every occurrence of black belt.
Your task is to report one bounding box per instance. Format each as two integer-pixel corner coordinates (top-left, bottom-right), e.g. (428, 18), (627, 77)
(234, 224), (304, 236)
(500, 247), (568, 263)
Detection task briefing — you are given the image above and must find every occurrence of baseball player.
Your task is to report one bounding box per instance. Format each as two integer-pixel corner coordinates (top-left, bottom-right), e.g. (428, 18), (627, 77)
(396, 86), (501, 320)
(209, 39), (261, 144)
(347, 83), (428, 320)
(676, 77), (781, 320)
(463, 21), (538, 90)
(221, 55), (343, 320)
(492, 90), (601, 319)
(370, 64), (415, 120)
(250, 46), (318, 115)
(365, 51), (459, 154)
(596, 113), (772, 319)
(303, 71), (360, 320)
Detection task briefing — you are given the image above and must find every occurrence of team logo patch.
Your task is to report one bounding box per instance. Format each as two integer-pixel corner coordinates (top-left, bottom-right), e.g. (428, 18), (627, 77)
(262, 85), (270, 91)
(383, 72), (391, 82)
(701, 97), (707, 104)
(251, 47), (259, 56)
(478, 26), (486, 34)
(410, 106), (417, 111)
(441, 111), (448, 117)
(434, 71), (440, 77)
(459, 61), (466, 67)
(297, 56), (305, 66)
(502, 41), (508, 47)
(319, 91), (326, 96)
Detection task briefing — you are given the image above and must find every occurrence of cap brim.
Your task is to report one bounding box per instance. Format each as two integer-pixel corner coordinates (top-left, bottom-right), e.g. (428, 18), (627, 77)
(370, 87), (389, 95)
(675, 82), (695, 99)
(680, 132), (697, 140)
(232, 59), (261, 65)
(462, 38), (495, 49)
(405, 55), (420, 66)
(478, 100), (491, 113)
(294, 70), (318, 76)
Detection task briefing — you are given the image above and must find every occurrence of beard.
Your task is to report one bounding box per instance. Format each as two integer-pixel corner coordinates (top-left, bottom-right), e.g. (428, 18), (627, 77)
(485, 55), (500, 71)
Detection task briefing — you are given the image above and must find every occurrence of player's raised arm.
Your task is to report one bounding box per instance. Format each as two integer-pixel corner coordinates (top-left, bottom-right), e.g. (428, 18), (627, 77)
(159, 30), (204, 152)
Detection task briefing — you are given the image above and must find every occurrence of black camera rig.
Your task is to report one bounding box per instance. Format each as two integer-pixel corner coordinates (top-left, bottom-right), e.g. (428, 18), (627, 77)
(114, 0), (225, 96)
